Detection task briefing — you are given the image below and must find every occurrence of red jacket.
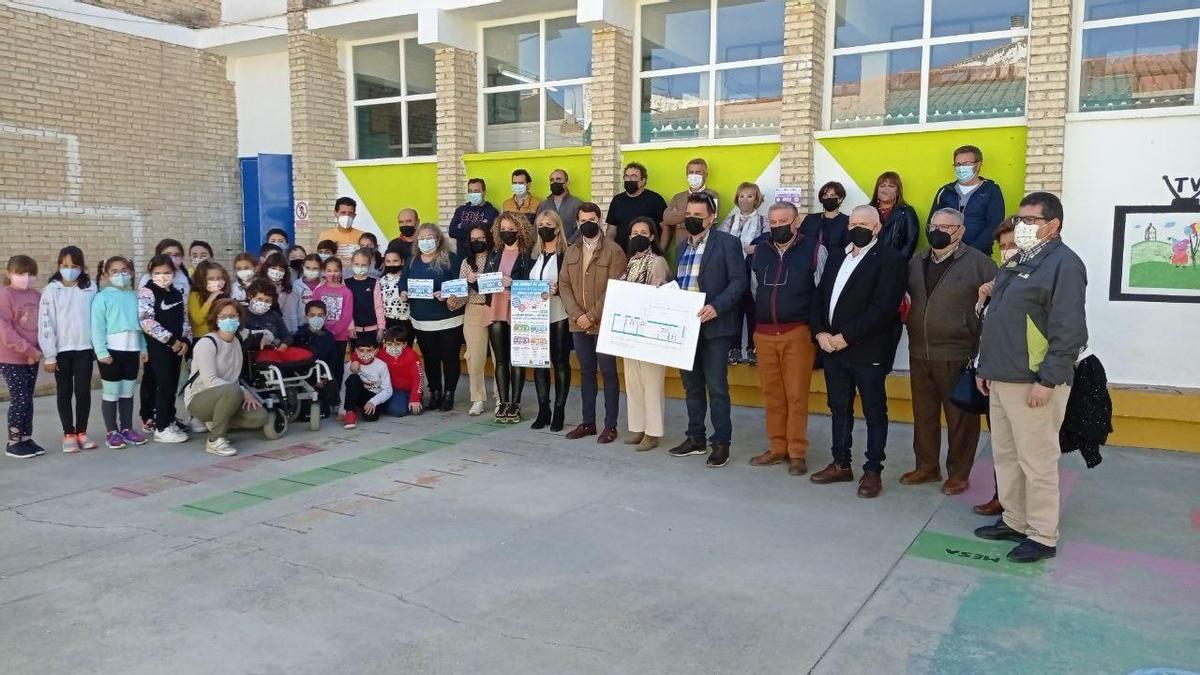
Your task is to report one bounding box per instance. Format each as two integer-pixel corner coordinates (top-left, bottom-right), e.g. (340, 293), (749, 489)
(375, 347), (422, 403)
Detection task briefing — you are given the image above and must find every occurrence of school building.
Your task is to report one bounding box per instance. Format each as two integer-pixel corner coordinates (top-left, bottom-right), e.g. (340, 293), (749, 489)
(2, 0), (1198, 450)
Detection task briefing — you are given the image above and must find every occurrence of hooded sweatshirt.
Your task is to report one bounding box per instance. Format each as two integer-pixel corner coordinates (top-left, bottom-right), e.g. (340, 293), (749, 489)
(38, 280), (97, 363)
(0, 285), (40, 364)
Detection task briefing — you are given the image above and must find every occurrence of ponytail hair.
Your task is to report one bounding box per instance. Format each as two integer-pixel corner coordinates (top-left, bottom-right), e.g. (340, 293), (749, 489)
(98, 255), (134, 281)
(49, 245), (92, 290)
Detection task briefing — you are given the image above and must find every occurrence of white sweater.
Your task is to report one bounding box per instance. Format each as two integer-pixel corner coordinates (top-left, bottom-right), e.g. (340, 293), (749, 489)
(344, 358), (393, 407)
(185, 332), (244, 408)
(38, 281), (97, 363)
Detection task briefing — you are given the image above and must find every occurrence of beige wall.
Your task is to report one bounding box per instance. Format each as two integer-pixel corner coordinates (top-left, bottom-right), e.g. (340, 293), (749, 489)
(78, 0), (220, 27)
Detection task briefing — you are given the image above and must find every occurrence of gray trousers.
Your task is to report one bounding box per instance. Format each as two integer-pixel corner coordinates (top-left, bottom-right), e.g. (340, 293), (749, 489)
(187, 383), (269, 441)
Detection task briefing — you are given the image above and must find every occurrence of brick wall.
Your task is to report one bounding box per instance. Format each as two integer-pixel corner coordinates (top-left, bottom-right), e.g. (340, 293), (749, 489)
(435, 47), (478, 226)
(79, 0), (220, 27)
(588, 25), (633, 212)
(1024, 0), (1072, 194)
(780, 0), (826, 207)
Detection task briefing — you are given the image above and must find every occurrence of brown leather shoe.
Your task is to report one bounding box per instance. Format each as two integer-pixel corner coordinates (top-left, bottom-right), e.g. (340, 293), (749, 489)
(810, 462), (854, 484)
(748, 451), (786, 466)
(565, 423), (596, 440)
(857, 471), (882, 498)
(623, 432), (645, 445)
(788, 458), (808, 476)
(597, 426), (618, 444)
(973, 498), (1004, 516)
(941, 477), (970, 495)
(899, 468), (942, 485)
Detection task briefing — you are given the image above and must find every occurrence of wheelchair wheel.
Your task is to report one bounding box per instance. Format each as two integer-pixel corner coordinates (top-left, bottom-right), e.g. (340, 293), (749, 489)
(285, 389), (301, 422)
(308, 402), (321, 431)
(263, 408), (287, 440)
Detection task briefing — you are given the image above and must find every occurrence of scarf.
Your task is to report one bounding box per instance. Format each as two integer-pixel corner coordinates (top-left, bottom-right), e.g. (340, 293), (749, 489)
(622, 251), (660, 284)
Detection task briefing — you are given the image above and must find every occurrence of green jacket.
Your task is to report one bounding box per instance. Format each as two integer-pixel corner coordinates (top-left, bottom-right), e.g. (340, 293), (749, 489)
(977, 238), (1087, 386)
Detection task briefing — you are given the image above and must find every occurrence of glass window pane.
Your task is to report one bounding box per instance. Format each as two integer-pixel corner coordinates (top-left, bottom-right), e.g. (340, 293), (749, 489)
(545, 83), (593, 148)
(717, 0), (784, 62)
(715, 64), (782, 138)
(1084, 0), (1200, 21)
(352, 42), (402, 100)
(404, 39), (435, 96)
(407, 99), (436, 156)
(931, 0), (1030, 37)
(834, 0), (923, 48)
(1080, 20), (1198, 111)
(485, 21), (540, 87)
(640, 72), (710, 142)
(545, 17), (592, 81)
(485, 89), (541, 151)
(830, 48), (922, 128)
(641, 0), (711, 71)
(355, 103), (402, 159)
(927, 39), (1027, 122)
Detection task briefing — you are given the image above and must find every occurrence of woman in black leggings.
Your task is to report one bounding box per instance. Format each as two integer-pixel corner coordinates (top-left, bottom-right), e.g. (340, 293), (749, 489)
(529, 210), (572, 431)
(403, 223), (465, 412)
(485, 212), (533, 423)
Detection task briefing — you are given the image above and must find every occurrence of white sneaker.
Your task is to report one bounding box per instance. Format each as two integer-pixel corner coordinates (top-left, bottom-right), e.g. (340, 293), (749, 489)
(469, 401), (485, 416)
(153, 427), (189, 444)
(189, 418), (209, 433)
(205, 437), (238, 457)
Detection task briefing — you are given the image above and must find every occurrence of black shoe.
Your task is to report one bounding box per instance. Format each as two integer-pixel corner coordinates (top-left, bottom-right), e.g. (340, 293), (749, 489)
(727, 347), (741, 365)
(439, 394), (454, 413)
(705, 443), (730, 468)
(494, 402), (510, 422)
(1007, 539), (1056, 563)
(5, 440), (38, 459)
(531, 404), (551, 430)
(974, 519), (1027, 543)
(27, 439), (46, 456)
(507, 403), (521, 423)
(428, 388), (443, 411)
(549, 405), (565, 433)
(668, 437), (707, 457)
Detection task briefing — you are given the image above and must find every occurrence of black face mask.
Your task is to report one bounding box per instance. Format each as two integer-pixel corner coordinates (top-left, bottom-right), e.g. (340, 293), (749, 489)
(821, 197), (842, 212)
(384, 265), (403, 276)
(499, 231), (518, 246)
(538, 227), (557, 242)
(549, 182), (565, 196)
(469, 240), (489, 254)
(927, 229), (953, 250)
(579, 220), (601, 239)
(623, 180), (640, 195)
(628, 235), (651, 254)
(770, 226), (794, 245)
(399, 225), (417, 237)
(683, 217), (706, 236)
(848, 226), (874, 248)
(289, 259), (304, 273)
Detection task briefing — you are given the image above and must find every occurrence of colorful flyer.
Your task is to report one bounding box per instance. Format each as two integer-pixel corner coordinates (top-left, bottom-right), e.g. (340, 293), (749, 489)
(441, 278), (469, 298)
(477, 271), (505, 294)
(406, 277), (434, 299)
(510, 279), (551, 368)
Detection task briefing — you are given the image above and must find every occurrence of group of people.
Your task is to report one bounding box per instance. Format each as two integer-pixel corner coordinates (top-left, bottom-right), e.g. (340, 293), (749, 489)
(0, 144), (1088, 564)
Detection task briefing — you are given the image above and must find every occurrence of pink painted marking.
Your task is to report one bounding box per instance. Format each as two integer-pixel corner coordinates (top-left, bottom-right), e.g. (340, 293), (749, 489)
(952, 459), (1078, 505)
(1192, 507), (1200, 531)
(1055, 541), (1200, 596)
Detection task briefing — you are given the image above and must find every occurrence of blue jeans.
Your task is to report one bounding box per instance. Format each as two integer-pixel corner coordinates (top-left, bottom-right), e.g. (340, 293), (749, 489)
(823, 352), (889, 473)
(572, 332), (619, 428)
(383, 390), (412, 417)
(679, 335), (735, 445)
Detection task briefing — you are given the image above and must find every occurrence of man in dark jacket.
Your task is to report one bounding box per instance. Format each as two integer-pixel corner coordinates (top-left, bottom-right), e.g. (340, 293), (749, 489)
(667, 192), (748, 468)
(929, 145), (1006, 254)
(902, 208), (996, 495)
(974, 192), (1087, 564)
(810, 206), (908, 498)
(747, 202), (827, 476)
(448, 178), (500, 257)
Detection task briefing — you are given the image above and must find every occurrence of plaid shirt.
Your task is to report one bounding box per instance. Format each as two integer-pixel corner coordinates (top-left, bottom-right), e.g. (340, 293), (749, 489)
(1018, 236), (1055, 265)
(676, 230), (709, 292)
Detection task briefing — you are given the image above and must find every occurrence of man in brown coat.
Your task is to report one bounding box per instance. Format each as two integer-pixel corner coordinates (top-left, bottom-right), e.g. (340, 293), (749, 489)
(662, 158), (721, 255)
(559, 202), (628, 443)
(902, 207), (997, 494)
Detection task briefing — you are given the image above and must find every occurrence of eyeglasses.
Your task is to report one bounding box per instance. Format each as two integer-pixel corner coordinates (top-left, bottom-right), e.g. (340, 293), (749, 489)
(929, 223), (962, 232)
(953, 161), (979, 168)
(1014, 216), (1049, 226)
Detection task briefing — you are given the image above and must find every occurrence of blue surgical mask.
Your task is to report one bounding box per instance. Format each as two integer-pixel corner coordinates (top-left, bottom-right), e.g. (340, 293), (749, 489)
(418, 239), (436, 254)
(466, 192), (483, 206)
(307, 315), (325, 331)
(59, 267), (80, 282)
(955, 165), (976, 183)
(512, 183), (527, 196)
(217, 317), (240, 333)
(109, 272), (131, 288)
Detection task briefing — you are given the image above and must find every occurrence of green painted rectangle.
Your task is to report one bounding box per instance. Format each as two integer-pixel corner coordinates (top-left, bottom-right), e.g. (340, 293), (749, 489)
(284, 467), (353, 486)
(324, 457), (390, 474)
(238, 479), (313, 499)
(363, 447), (424, 463)
(397, 438), (452, 453)
(183, 491), (270, 514)
(906, 531), (1047, 577)
(171, 505), (222, 519)
(425, 430), (478, 445)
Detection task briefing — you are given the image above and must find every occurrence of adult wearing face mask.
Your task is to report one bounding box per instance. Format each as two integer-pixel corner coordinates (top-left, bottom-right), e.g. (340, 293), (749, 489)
(605, 162), (667, 252)
(809, 206), (908, 498)
(901, 208), (996, 496)
(746, 203), (827, 476)
(502, 169), (540, 216)
(184, 299), (267, 457)
(662, 158), (721, 255)
(317, 197), (366, 268)
(449, 178), (500, 256)
(559, 202), (627, 443)
(929, 145), (1006, 255)
(973, 192), (1087, 564)
(800, 181), (849, 252)
(666, 193), (748, 468)
(535, 168), (584, 243)
(391, 208), (420, 261)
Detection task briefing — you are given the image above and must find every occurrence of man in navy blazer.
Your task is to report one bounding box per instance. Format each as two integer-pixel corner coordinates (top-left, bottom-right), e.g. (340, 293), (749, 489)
(809, 205), (908, 498)
(667, 192), (749, 468)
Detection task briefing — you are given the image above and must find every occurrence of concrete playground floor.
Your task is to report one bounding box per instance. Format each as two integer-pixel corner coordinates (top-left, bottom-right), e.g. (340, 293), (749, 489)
(1, 387), (1197, 675)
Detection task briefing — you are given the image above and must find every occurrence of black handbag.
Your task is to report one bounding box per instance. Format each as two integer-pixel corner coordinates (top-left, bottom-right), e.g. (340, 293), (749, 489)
(950, 362), (989, 415)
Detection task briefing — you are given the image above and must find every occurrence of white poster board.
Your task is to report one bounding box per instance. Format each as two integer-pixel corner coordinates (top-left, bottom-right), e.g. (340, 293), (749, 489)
(597, 280), (706, 370)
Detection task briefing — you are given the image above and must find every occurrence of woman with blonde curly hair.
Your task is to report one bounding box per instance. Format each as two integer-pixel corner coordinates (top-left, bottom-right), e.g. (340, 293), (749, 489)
(483, 211), (534, 423)
(528, 210), (572, 431)
(402, 223), (464, 411)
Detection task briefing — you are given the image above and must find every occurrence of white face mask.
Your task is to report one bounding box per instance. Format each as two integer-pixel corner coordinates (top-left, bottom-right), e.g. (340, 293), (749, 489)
(303, 268), (321, 281)
(266, 268), (285, 282)
(249, 299), (272, 315)
(191, 256), (208, 267)
(385, 344), (403, 357)
(206, 279), (225, 293)
(687, 173), (704, 190)
(352, 265), (369, 277)
(512, 183), (527, 196)
(337, 215), (354, 229)
(152, 273), (174, 289)
(1014, 222), (1042, 251)
(236, 269), (255, 282)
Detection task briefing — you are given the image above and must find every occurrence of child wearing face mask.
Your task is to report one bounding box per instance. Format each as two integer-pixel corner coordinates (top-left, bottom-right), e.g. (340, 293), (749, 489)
(231, 252), (258, 304)
(91, 256), (147, 450)
(188, 260), (231, 338)
(316, 240), (338, 265)
(38, 246), (99, 453)
(137, 254), (192, 444)
(374, 249), (411, 336)
(293, 300), (339, 420)
(341, 334), (392, 429)
(243, 279), (313, 365)
(258, 252), (305, 334)
(346, 248), (381, 341)
(357, 233), (384, 278)
(299, 253), (325, 295)
(1, 255), (45, 458)
(375, 325), (422, 417)
(139, 238), (191, 295)
(188, 240), (214, 270)
(313, 257), (354, 412)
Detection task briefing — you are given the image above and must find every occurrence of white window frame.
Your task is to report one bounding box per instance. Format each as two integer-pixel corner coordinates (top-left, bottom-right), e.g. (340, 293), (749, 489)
(477, 11), (594, 152)
(1069, 0), (1200, 116)
(634, 0), (786, 143)
(823, 0), (1031, 131)
(344, 34), (438, 161)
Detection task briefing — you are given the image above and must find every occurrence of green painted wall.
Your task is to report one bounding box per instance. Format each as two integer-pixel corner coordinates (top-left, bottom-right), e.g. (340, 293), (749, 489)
(462, 147), (593, 209)
(340, 161), (439, 239)
(622, 142), (780, 214)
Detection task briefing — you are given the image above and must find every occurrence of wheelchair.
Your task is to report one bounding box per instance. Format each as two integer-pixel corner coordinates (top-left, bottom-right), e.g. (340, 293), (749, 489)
(247, 354), (332, 439)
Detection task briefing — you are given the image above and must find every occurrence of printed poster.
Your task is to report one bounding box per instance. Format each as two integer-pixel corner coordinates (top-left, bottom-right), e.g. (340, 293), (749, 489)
(406, 278), (434, 299)
(510, 280), (551, 368)
(477, 272), (504, 294)
(597, 280), (705, 370)
(441, 278), (469, 298)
